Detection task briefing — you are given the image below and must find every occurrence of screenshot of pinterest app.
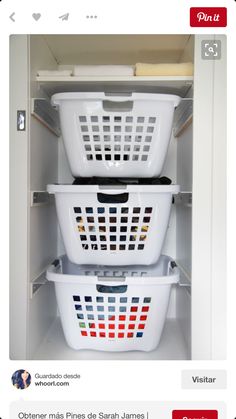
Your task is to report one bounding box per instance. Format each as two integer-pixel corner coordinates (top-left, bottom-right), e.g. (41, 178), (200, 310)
(0, 0), (235, 417)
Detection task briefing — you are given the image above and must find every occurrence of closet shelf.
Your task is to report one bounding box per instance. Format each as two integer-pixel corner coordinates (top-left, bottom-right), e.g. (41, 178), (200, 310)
(36, 75), (193, 97)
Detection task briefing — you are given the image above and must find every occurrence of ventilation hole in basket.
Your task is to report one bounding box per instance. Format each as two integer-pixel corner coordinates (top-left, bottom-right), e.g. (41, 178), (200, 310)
(98, 217), (105, 223)
(108, 315), (115, 321)
(75, 305), (82, 311)
(83, 135), (90, 142)
(78, 225), (85, 233)
(148, 117), (156, 123)
(92, 126), (99, 132)
(136, 126), (143, 133)
(138, 244), (144, 251)
(73, 295), (80, 302)
(118, 324), (125, 330)
(136, 332), (143, 338)
(85, 207), (93, 214)
(140, 315), (147, 321)
(132, 155), (138, 161)
(125, 135), (132, 142)
(109, 217), (116, 224)
(143, 217), (150, 224)
(110, 245), (116, 251)
(93, 135), (100, 141)
(127, 332), (134, 338)
(105, 146), (112, 153)
(99, 323), (105, 329)
(141, 225), (149, 232)
(81, 125), (88, 132)
(128, 244), (135, 250)
(97, 306), (104, 312)
(128, 324), (135, 329)
(80, 235), (87, 241)
(109, 226), (116, 233)
(124, 145), (131, 152)
(144, 297), (151, 303)
(120, 207), (128, 214)
(95, 154), (102, 160)
(129, 315), (136, 321)
(100, 244), (107, 250)
(114, 126), (121, 132)
(142, 306), (149, 312)
(90, 331), (97, 337)
(129, 235), (137, 242)
(84, 296), (92, 303)
(77, 314), (84, 320)
(147, 126), (154, 133)
(131, 226), (138, 233)
(140, 235), (147, 242)
(103, 116), (110, 122)
(132, 207), (140, 214)
(103, 155), (111, 161)
(99, 235), (106, 242)
(76, 216), (83, 223)
(125, 126), (132, 132)
(114, 116), (122, 122)
(108, 297), (115, 303)
(103, 126), (110, 132)
(97, 207), (104, 214)
(113, 144), (120, 152)
(120, 236), (126, 242)
(141, 155), (148, 161)
(89, 323), (95, 329)
(132, 297), (139, 303)
(109, 208), (117, 214)
(79, 116), (87, 122)
(120, 297), (127, 303)
(98, 314), (105, 320)
(120, 226), (127, 233)
(90, 236), (97, 242)
(143, 145), (150, 152)
(132, 217), (139, 223)
(95, 145), (101, 152)
(104, 135), (111, 142)
(131, 306), (138, 312)
(87, 314), (94, 320)
(99, 226), (106, 233)
(137, 117), (145, 123)
(119, 315), (126, 321)
(96, 296), (103, 303)
(114, 135), (121, 142)
(108, 306), (115, 312)
(81, 331), (87, 336)
(135, 136), (142, 142)
(119, 306), (127, 312)
(86, 305), (93, 311)
(145, 136), (152, 143)
(119, 244), (126, 250)
(86, 217), (94, 224)
(99, 332), (106, 338)
(82, 244), (89, 250)
(109, 324), (115, 329)
(145, 207), (153, 214)
(108, 332), (115, 338)
(85, 144), (92, 151)
(74, 207), (82, 214)
(86, 154), (93, 161)
(126, 116), (133, 123)
(121, 217), (129, 224)
(110, 235), (116, 242)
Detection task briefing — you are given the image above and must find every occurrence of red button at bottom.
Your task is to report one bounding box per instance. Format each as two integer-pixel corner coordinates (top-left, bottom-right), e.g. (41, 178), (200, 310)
(172, 410), (218, 419)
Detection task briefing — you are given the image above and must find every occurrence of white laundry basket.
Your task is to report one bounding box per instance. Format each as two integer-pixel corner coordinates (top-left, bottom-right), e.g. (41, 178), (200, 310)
(47, 183), (180, 265)
(46, 255), (179, 352)
(51, 92), (181, 178)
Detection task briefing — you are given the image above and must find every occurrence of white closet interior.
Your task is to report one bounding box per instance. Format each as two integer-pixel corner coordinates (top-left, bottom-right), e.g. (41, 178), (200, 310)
(10, 34), (226, 361)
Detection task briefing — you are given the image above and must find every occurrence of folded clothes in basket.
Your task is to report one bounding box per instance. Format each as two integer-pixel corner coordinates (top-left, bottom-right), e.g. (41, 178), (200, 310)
(135, 62), (194, 76)
(73, 65), (134, 76)
(72, 177), (172, 185)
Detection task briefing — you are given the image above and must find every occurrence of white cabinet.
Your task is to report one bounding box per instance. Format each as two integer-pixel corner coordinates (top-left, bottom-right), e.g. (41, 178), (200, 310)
(9, 34), (226, 360)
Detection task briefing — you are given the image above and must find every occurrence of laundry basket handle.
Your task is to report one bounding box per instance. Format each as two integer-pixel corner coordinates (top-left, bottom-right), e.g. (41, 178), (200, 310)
(97, 192), (129, 204)
(102, 100), (133, 112)
(96, 284), (128, 294)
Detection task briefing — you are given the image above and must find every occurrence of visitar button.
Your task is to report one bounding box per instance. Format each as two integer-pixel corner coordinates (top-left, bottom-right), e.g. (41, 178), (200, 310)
(182, 370), (227, 389)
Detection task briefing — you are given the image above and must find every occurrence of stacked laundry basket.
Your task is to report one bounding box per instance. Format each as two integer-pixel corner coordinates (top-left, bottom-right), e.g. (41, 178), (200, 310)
(47, 92), (181, 352)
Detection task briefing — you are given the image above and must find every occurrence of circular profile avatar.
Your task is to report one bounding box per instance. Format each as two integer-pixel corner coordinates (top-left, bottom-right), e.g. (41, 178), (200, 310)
(11, 369), (31, 389)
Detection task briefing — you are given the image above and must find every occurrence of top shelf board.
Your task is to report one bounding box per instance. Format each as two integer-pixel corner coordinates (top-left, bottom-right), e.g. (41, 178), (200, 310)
(36, 76), (194, 98)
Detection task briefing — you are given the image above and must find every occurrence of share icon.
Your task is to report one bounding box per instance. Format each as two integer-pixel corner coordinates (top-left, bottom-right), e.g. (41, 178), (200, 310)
(59, 13), (69, 21)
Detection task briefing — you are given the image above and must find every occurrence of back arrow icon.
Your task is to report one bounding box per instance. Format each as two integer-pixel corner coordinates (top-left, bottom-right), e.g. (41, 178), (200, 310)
(9, 12), (16, 22)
